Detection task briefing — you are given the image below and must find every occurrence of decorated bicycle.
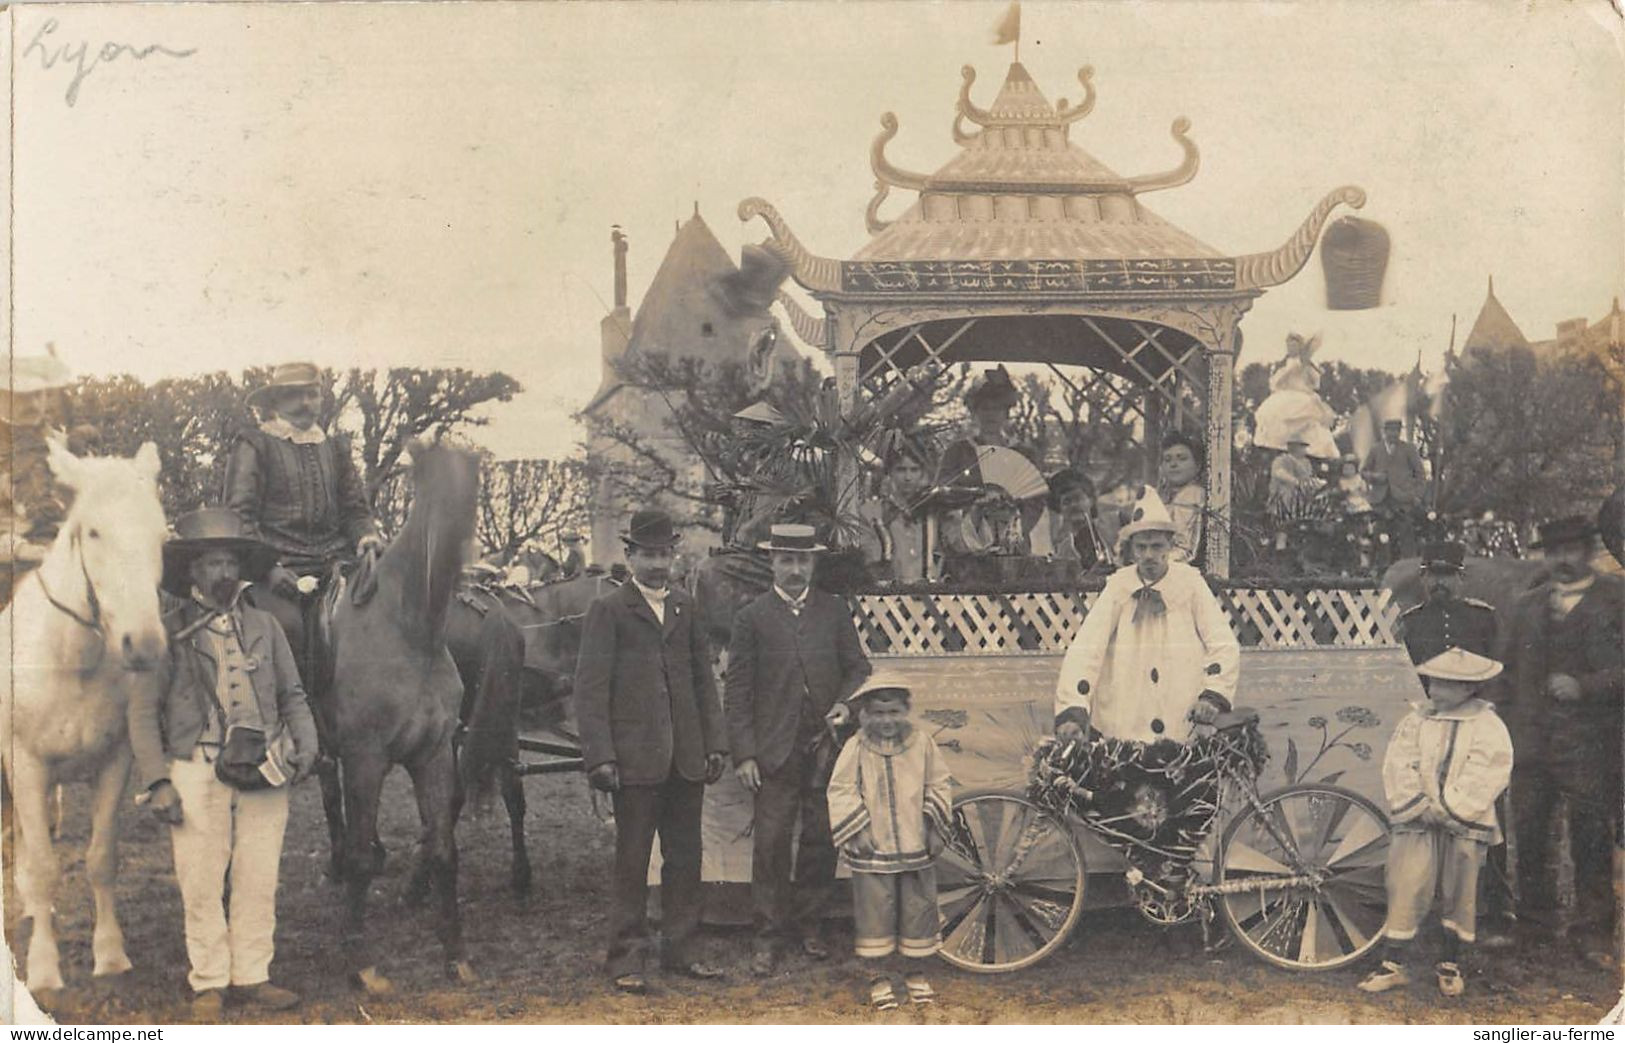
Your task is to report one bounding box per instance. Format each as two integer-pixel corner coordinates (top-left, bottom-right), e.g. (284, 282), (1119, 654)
(708, 45), (1413, 974)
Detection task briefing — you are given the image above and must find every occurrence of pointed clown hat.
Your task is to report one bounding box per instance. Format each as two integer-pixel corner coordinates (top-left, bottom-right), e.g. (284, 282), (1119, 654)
(1116, 485), (1177, 544)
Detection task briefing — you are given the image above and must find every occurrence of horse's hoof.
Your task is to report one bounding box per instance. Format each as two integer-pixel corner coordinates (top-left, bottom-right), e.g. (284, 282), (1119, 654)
(447, 960), (478, 985)
(353, 966), (394, 996)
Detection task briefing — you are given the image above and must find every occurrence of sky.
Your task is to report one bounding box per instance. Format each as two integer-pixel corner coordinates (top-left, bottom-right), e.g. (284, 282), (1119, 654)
(5, 1), (1622, 461)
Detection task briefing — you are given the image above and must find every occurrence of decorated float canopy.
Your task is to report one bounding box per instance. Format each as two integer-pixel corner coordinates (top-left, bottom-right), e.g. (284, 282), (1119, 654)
(739, 59), (1366, 576)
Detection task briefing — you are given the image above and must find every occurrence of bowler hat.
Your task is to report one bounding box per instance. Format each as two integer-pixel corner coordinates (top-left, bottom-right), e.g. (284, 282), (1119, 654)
(757, 522), (827, 553)
(161, 508), (276, 596)
(1419, 541), (1466, 573)
(622, 509), (682, 550)
(246, 362), (323, 411)
(1530, 515), (1597, 550)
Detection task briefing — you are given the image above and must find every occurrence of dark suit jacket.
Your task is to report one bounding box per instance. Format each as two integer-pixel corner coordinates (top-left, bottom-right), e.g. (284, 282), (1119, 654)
(724, 589), (870, 775)
(574, 582), (726, 786)
(127, 591), (318, 788)
(1361, 438), (1427, 508)
(1492, 573), (1623, 769)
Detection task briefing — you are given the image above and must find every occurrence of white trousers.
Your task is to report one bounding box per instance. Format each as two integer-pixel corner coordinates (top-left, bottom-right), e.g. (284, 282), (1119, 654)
(168, 749), (291, 992)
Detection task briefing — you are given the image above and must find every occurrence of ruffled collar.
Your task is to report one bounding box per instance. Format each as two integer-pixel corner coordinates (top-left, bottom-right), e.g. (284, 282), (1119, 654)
(259, 417), (326, 445)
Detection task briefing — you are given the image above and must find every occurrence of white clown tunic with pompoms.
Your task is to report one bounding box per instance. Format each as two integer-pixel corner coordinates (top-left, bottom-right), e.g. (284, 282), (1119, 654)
(1054, 561), (1241, 742)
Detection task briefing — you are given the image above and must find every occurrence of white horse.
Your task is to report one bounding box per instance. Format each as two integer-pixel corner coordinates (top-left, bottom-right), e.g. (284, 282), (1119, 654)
(1, 438), (167, 1001)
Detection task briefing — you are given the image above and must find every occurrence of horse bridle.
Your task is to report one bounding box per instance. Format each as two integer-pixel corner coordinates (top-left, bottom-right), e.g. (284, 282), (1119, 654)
(34, 527), (108, 670)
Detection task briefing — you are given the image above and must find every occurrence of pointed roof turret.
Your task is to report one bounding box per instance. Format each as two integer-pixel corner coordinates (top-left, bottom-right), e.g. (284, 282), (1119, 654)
(1462, 275), (1531, 353)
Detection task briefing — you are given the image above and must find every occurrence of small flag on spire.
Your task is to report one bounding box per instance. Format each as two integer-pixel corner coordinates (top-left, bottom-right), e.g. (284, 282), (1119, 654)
(992, 1), (1020, 47)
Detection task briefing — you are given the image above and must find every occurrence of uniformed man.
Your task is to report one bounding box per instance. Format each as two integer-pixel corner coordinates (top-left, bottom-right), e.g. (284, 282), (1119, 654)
(1397, 542), (1497, 668)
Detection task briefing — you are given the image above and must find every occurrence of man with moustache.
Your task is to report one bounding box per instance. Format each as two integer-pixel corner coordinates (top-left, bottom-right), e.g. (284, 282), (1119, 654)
(725, 523), (871, 975)
(1494, 516), (1623, 956)
(575, 509), (728, 994)
(223, 362), (383, 683)
(128, 509), (318, 1020)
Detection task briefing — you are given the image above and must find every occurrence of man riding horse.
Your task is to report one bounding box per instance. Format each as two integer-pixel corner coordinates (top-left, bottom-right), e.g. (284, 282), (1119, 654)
(223, 362), (384, 684)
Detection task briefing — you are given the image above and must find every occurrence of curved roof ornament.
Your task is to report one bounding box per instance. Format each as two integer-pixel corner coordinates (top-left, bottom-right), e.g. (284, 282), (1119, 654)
(957, 65), (995, 127)
(870, 113), (929, 192)
(1124, 118), (1200, 194)
(865, 180), (893, 235)
(1233, 186), (1367, 290)
(951, 111), (981, 147)
(738, 197), (842, 293)
(776, 291), (827, 350)
(1053, 66), (1097, 127)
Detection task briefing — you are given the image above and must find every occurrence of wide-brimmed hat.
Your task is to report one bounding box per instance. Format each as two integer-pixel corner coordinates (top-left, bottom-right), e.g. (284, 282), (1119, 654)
(1420, 541), (1467, 573)
(732, 400), (787, 427)
(1417, 647), (1503, 684)
(246, 362), (323, 411)
(161, 508), (276, 596)
(1117, 486), (1178, 544)
(622, 509), (682, 550)
(1530, 515), (1598, 550)
(844, 670), (915, 707)
(757, 522), (827, 553)
(964, 366), (1019, 411)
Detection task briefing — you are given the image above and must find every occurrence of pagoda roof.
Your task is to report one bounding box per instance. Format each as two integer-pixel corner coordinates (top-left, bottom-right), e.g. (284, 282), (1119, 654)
(740, 59), (1366, 300)
(855, 62), (1218, 263)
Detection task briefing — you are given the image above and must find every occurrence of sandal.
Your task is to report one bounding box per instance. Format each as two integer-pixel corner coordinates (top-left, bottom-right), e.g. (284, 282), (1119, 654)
(868, 978), (899, 1011)
(905, 976), (937, 1005)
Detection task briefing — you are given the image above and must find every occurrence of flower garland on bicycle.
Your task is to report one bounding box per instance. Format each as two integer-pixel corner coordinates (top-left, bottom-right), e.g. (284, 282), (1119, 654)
(1043, 487), (1246, 885)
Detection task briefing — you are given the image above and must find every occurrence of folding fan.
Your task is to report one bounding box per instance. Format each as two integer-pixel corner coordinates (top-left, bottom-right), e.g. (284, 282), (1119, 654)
(976, 446), (1048, 501)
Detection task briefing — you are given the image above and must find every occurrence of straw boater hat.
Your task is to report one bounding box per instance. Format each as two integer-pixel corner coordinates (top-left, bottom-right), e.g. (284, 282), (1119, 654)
(844, 670), (915, 708)
(160, 508), (277, 596)
(757, 522), (827, 553)
(621, 509), (682, 550)
(1416, 647), (1503, 684)
(1116, 487), (1178, 544)
(246, 361), (322, 412)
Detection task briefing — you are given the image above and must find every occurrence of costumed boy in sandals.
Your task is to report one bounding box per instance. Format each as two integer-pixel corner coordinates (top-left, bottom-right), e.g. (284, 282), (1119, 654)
(826, 674), (952, 1010)
(1359, 647), (1513, 998)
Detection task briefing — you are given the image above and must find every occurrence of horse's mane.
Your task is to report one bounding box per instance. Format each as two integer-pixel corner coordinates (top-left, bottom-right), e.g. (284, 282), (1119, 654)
(384, 445), (478, 646)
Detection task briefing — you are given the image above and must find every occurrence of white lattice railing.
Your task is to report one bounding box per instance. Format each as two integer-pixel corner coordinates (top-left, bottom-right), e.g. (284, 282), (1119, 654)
(853, 587), (1398, 656)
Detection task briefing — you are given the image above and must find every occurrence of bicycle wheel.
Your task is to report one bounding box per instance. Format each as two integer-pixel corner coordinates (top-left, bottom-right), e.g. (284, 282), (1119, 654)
(1215, 783), (1390, 971)
(935, 792), (1086, 973)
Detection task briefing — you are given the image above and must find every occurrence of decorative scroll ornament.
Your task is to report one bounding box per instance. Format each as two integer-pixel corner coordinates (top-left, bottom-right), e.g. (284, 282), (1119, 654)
(864, 179), (892, 235)
(737, 197), (841, 293)
(1124, 118), (1199, 194)
(869, 113), (929, 192)
(957, 65), (995, 127)
(1053, 66), (1097, 127)
(1233, 186), (1367, 291)
(775, 291), (827, 349)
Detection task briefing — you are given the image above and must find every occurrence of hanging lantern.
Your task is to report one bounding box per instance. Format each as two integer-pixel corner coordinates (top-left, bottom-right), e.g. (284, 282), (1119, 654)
(1321, 216), (1391, 310)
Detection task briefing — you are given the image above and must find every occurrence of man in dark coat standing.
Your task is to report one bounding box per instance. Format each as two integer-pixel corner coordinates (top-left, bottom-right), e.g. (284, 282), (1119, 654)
(576, 510), (728, 993)
(1494, 515), (1623, 954)
(1363, 417), (1427, 560)
(726, 523), (871, 975)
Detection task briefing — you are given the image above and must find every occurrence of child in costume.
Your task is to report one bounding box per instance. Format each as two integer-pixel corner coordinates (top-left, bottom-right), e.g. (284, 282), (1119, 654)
(827, 674), (953, 1010)
(1358, 647), (1513, 998)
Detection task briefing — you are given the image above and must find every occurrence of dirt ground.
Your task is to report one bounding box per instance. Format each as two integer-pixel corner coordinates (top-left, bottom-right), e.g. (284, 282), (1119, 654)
(7, 770), (1621, 1026)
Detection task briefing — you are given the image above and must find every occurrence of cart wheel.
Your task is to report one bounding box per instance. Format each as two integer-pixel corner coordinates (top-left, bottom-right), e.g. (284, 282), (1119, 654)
(1215, 783), (1390, 971)
(935, 793), (1086, 973)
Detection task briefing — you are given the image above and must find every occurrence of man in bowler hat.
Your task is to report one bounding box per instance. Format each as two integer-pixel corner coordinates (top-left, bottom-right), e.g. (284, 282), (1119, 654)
(1493, 515), (1623, 956)
(575, 509), (728, 993)
(726, 523), (871, 975)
